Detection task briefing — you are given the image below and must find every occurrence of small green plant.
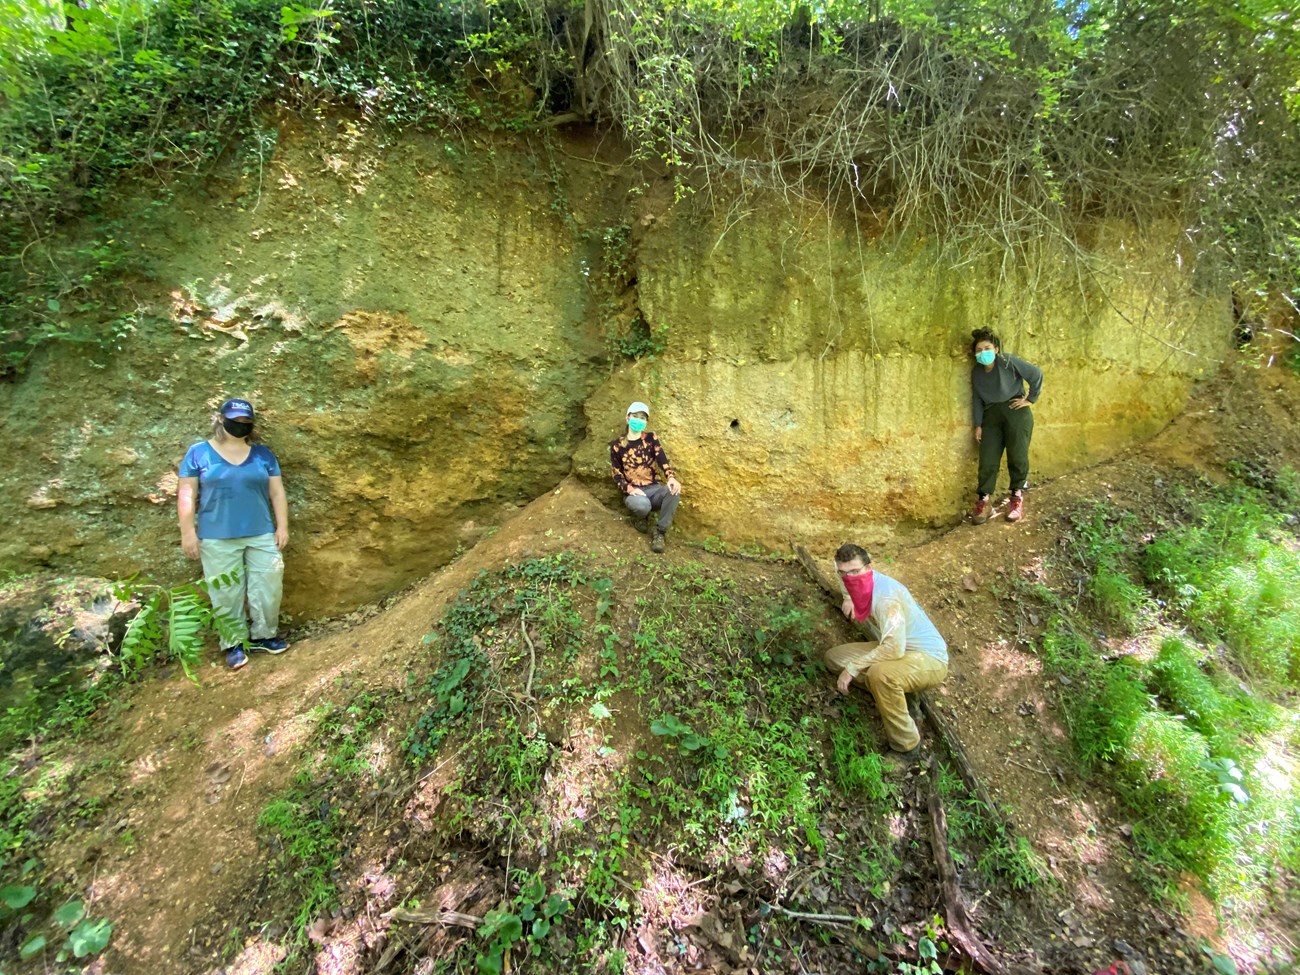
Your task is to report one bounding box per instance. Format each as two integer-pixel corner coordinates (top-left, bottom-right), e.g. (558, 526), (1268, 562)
(650, 713), (725, 759)
(257, 795), (340, 935)
(615, 316), (668, 360)
(2, 864), (113, 965)
(829, 716), (892, 801)
(475, 873), (571, 974)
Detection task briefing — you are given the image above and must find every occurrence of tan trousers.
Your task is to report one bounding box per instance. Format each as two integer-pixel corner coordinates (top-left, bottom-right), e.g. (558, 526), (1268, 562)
(199, 533), (284, 649)
(824, 642), (948, 751)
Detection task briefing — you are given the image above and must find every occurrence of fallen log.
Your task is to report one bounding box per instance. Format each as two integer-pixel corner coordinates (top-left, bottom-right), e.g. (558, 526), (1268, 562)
(386, 906), (482, 927)
(927, 756), (1007, 974)
(915, 694), (1012, 833)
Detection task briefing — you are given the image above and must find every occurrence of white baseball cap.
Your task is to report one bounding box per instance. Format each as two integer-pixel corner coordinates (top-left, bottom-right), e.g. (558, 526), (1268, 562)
(626, 401), (650, 416)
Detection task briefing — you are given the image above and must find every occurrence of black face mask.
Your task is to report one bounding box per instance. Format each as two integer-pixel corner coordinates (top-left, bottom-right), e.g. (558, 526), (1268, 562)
(222, 418), (254, 438)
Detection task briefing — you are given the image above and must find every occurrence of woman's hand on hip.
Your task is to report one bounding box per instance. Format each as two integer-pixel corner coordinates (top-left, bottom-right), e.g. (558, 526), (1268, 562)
(1009, 397), (1031, 409)
(973, 426), (982, 443)
(275, 526), (289, 550)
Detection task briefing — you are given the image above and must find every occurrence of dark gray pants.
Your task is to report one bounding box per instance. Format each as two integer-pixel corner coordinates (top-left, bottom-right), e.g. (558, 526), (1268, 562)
(624, 483), (680, 529)
(978, 401), (1033, 496)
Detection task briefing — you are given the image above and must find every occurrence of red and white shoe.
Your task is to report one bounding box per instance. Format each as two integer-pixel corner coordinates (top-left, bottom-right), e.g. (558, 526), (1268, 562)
(1006, 492), (1024, 522)
(972, 496), (992, 524)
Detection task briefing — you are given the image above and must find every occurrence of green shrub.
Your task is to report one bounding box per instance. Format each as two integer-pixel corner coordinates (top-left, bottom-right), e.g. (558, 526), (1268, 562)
(1146, 637), (1274, 754)
(1144, 493), (1300, 686)
(1089, 564), (1152, 634)
(1069, 660), (1149, 769)
(1121, 711), (1230, 879)
(829, 718), (892, 801)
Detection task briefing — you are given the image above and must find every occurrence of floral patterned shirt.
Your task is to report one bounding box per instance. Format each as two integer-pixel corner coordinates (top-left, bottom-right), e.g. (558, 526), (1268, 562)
(608, 432), (677, 494)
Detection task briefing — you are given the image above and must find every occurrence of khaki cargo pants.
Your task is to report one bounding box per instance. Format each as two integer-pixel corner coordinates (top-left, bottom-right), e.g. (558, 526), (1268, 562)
(199, 533), (284, 650)
(824, 642), (948, 751)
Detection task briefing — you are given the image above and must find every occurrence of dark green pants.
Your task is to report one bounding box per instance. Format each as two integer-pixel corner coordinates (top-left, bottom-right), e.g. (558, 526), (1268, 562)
(978, 401), (1033, 497)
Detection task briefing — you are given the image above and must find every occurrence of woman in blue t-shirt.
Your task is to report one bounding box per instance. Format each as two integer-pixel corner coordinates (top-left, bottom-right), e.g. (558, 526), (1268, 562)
(177, 397), (290, 670)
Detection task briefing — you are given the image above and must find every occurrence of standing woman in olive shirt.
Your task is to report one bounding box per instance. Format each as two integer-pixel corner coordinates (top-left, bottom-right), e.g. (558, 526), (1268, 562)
(177, 398), (291, 669)
(969, 328), (1043, 524)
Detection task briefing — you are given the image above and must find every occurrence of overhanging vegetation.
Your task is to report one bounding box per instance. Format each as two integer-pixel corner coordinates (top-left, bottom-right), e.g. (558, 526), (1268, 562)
(2, 0), (1299, 369)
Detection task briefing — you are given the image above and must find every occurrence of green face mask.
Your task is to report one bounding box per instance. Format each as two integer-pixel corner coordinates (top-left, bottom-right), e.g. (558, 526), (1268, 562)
(627, 417), (648, 434)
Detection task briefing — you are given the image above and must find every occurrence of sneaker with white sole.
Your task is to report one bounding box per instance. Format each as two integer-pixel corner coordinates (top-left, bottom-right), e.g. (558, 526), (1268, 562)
(248, 636), (290, 654)
(225, 646), (249, 669)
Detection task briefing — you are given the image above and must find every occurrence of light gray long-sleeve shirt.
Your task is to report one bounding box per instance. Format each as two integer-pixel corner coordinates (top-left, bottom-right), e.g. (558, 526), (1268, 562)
(970, 353), (1043, 426)
(837, 571), (949, 670)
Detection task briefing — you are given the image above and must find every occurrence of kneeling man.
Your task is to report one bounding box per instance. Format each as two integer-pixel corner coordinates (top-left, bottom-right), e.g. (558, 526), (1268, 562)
(827, 543), (948, 754)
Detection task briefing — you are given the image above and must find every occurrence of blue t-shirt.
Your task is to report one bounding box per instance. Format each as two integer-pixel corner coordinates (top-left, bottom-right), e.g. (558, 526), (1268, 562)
(179, 442), (282, 539)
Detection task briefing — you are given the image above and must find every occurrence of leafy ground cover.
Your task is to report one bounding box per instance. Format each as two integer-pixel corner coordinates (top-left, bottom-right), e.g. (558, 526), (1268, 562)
(238, 551), (1039, 973)
(1021, 470), (1300, 933)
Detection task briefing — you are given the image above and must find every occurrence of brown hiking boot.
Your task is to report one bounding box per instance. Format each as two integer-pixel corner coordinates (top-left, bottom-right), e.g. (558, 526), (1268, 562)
(972, 496), (992, 524)
(633, 512), (651, 534)
(650, 527), (666, 553)
(1006, 492), (1024, 522)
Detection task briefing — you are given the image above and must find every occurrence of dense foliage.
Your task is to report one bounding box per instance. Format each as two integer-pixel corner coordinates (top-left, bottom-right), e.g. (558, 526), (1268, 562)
(1, 0), (1298, 368)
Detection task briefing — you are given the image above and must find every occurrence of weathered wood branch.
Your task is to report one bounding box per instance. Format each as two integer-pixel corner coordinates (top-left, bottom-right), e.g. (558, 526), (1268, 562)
(386, 906), (482, 928)
(927, 756), (1008, 974)
(916, 693), (1012, 835)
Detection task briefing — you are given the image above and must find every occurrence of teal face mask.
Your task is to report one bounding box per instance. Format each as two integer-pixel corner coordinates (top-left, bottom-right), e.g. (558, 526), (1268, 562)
(975, 349), (997, 366)
(627, 417), (648, 433)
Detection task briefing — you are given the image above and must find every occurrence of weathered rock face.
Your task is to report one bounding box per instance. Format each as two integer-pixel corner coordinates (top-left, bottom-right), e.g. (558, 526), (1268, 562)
(0, 121), (1231, 620)
(0, 122), (611, 617)
(573, 197), (1228, 550)
(0, 576), (130, 709)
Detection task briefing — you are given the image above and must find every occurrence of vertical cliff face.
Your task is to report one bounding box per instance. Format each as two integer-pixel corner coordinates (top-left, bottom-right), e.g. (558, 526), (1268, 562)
(0, 122), (1230, 618)
(0, 123), (615, 617)
(574, 197), (1228, 548)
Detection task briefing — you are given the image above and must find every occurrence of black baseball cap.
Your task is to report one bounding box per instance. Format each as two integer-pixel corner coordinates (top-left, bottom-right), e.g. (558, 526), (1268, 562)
(219, 398), (255, 421)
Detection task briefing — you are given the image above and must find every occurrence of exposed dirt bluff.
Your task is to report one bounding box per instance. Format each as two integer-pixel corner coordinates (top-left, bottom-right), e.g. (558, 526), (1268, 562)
(0, 119), (1228, 616)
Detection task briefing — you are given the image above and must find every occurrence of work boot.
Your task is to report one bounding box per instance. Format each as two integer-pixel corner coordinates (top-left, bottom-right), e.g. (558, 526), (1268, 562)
(1006, 491), (1024, 523)
(883, 744), (922, 768)
(972, 495), (992, 524)
(650, 526), (667, 553)
(633, 512), (652, 534)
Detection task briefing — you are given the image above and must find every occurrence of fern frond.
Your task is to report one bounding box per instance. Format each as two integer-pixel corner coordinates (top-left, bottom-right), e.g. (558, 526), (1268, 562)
(168, 585), (209, 682)
(117, 591), (163, 676)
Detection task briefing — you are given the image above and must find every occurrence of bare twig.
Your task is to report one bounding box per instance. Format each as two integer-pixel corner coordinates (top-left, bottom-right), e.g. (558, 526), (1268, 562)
(764, 903), (863, 926)
(520, 613), (537, 701)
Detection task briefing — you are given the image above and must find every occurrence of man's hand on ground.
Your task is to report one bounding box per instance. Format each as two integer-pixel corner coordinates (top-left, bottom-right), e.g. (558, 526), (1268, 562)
(836, 668), (854, 695)
(841, 597), (854, 619)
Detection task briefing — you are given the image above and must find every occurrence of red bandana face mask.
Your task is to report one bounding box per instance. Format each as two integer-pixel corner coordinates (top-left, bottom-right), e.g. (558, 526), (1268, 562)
(842, 570), (874, 621)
